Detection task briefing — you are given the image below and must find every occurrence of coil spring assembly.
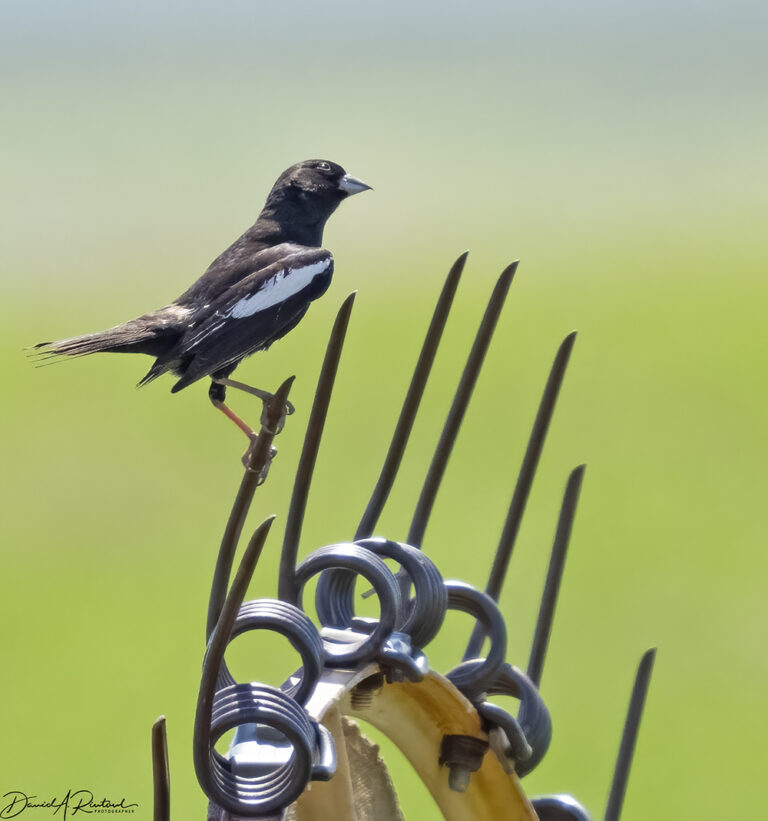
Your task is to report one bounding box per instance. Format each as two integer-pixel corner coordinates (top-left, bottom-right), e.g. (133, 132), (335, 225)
(292, 543), (404, 666)
(201, 683), (334, 816)
(216, 598), (323, 705)
(314, 538), (447, 648)
(175, 256), (657, 821)
(194, 532), (558, 817)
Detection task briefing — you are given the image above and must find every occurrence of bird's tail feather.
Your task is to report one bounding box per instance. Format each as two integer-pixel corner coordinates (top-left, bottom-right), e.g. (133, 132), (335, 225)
(30, 314), (180, 363)
(137, 360), (173, 388)
(31, 329), (133, 360)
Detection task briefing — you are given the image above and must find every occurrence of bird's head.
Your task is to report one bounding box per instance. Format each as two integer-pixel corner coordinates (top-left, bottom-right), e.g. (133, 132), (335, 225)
(260, 160), (371, 241)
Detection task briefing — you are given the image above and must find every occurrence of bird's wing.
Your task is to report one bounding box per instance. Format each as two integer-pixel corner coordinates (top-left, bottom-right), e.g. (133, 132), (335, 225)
(169, 246), (334, 390)
(178, 240), (321, 304)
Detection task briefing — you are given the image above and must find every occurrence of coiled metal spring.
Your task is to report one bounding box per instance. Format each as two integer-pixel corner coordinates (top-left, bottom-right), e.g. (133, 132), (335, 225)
(201, 682), (334, 817)
(315, 537), (447, 649)
(291, 543), (403, 666)
(216, 598), (323, 706)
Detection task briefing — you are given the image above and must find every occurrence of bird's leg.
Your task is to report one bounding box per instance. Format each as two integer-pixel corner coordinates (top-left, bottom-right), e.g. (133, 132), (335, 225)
(208, 380), (255, 437)
(208, 382), (260, 468)
(214, 377), (295, 434)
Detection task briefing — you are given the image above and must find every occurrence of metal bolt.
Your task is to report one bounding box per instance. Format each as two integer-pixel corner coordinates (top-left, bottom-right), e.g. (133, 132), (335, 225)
(448, 764), (472, 792)
(439, 734), (488, 793)
(350, 672), (384, 710)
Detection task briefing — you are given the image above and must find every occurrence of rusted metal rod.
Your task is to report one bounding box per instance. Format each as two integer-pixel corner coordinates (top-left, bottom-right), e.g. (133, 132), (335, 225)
(279, 294), (357, 601)
(408, 261), (518, 549)
(464, 331), (576, 660)
(151, 716), (170, 821)
(206, 377), (294, 639)
(356, 252), (467, 540)
(604, 648), (657, 821)
(526, 464), (586, 688)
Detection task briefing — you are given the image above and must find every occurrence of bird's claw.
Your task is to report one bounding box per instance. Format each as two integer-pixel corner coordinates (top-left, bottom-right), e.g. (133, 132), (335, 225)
(259, 399), (293, 435)
(241, 432), (259, 469)
(242, 434), (278, 484)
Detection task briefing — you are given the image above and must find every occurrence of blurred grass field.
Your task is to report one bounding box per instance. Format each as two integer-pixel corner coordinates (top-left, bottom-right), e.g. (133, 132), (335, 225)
(2, 2), (767, 819)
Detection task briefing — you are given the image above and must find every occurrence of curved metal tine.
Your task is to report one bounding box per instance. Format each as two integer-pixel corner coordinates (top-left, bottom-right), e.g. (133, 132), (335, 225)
(277, 294), (357, 602)
(194, 517), (275, 782)
(355, 252), (468, 540)
(526, 464), (586, 688)
(206, 377), (294, 640)
(407, 261), (519, 550)
(463, 330), (577, 660)
(151, 716), (170, 821)
(604, 648), (657, 821)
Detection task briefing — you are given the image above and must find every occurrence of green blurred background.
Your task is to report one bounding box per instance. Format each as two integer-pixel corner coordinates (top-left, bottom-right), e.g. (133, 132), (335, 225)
(2, 1), (766, 817)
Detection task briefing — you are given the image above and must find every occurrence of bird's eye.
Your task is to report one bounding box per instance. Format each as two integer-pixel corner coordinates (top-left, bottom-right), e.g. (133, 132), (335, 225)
(316, 161), (331, 172)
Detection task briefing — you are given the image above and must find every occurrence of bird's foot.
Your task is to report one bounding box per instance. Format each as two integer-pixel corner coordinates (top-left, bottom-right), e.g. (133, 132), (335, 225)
(242, 431), (259, 468)
(260, 399), (292, 436)
(242, 433), (278, 484)
(215, 377), (294, 435)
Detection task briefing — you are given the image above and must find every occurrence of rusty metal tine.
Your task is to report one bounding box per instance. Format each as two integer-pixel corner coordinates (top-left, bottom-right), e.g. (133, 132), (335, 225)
(486, 331), (577, 600)
(463, 330), (576, 660)
(407, 261), (518, 548)
(355, 252), (468, 540)
(151, 716), (170, 821)
(526, 464), (586, 688)
(205, 377), (294, 639)
(604, 648), (657, 821)
(194, 517), (276, 789)
(278, 293), (357, 601)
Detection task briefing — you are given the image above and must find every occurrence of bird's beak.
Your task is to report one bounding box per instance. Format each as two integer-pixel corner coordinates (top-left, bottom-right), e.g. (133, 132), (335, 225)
(338, 174), (372, 195)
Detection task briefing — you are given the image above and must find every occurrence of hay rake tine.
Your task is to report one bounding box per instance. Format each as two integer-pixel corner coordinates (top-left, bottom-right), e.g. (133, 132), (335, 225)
(526, 464), (586, 688)
(407, 261), (518, 550)
(278, 293), (357, 601)
(464, 330), (577, 660)
(604, 648), (657, 821)
(194, 517), (276, 806)
(151, 716), (170, 821)
(205, 377), (294, 639)
(355, 252), (467, 540)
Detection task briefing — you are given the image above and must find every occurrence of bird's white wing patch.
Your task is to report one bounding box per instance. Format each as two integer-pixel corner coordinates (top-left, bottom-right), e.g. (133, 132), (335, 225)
(229, 258), (331, 319)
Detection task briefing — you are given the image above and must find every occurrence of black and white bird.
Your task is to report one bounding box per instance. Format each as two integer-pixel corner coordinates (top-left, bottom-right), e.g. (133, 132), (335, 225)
(34, 159), (371, 436)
